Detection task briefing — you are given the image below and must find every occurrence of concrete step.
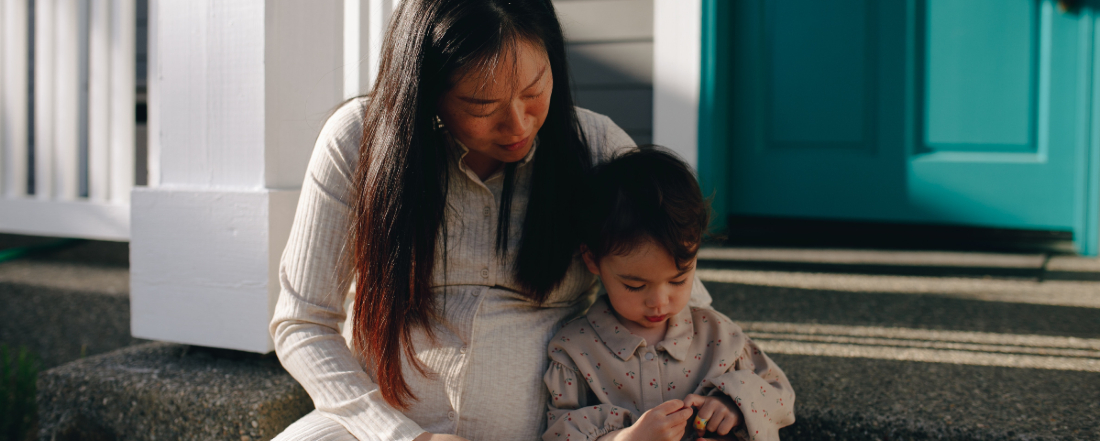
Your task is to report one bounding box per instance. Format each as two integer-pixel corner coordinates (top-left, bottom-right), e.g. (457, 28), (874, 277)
(37, 342), (312, 441)
(0, 234), (314, 441)
(14, 239), (1100, 440)
(698, 247), (1100, 281)
(696, 248), (1100, 440)
(0, 235), (141, 370)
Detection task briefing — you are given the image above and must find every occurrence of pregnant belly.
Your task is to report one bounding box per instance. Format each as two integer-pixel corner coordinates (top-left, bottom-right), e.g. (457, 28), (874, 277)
(401, 286), (584, 440)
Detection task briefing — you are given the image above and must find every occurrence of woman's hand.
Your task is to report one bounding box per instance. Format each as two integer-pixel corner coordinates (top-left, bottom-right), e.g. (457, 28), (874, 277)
(413, 433), (470, 441)
(598, 399), (693, 441)
(682, 393), (743, 439)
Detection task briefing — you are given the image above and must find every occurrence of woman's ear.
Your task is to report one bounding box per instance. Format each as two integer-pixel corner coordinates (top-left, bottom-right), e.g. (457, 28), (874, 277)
(580, 245), (600, 276)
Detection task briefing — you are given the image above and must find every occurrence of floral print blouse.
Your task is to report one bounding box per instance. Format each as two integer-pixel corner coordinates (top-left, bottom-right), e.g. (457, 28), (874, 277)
(543, 297), (796, 441)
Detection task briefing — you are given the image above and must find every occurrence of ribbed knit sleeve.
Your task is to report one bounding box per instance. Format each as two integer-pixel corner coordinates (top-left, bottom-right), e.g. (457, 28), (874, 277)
(270, 98), (426, 441)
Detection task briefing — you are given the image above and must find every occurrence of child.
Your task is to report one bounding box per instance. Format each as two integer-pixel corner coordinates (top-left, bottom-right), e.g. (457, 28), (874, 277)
(543, 147), (795, 441)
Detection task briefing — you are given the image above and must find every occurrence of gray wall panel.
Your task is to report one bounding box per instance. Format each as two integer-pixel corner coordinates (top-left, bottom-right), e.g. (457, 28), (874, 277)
(567, 42), (653, 87)
(554, 0), (654, 144)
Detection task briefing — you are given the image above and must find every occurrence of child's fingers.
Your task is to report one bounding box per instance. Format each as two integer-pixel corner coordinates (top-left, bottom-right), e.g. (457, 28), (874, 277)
(716, 414), (738, 436)
(704, 411), (726, 434)
(668, 406), (695, 423)
(654, 398), (685, 415)
(682, 393), (707, 409)
(694, 398), (722, 428)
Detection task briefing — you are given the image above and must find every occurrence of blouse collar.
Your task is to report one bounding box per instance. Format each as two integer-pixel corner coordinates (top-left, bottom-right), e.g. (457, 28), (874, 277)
(586, 296), (695, 362)
(447, 132), (540, 180)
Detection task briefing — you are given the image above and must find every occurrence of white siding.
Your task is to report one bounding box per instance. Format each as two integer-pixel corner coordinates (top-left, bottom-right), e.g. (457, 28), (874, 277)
(555, 0), (654, 144)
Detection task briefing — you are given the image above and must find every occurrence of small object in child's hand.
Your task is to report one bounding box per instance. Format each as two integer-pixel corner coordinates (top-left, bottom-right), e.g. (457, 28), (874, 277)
(694, 416), (708, 431)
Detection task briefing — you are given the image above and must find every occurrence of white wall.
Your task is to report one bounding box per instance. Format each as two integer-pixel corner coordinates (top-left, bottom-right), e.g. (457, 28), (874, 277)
(555, 0), (655, 145)
(652, 0), (701, 169)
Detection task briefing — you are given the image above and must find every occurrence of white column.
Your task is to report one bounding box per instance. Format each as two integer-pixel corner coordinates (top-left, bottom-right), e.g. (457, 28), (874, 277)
(34, 0), (55, 199)
(131, 0), (344, 353)
(145, 0), (159, 186)
(88, 0), (111, 201)
(54, 0), (84, 200)
(2, 0), (30, 198)
(652, 0), (701, 169)
(1, 0), (5, 194)
(343, 0), (365, 99)
(109, 0), (134, 203)
(365, 0), (398, 92)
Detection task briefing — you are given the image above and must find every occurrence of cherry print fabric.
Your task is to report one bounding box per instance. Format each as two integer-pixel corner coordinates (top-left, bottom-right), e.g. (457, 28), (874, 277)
(543, 297), (795, 441)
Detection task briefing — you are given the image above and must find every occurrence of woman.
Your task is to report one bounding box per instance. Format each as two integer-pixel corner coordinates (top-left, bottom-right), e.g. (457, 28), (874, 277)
(270, 1), (712, 440)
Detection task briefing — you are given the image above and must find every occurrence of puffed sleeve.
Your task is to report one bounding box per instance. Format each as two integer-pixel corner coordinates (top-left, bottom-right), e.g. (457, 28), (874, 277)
(270, 98), (426, 441)
(543, 358), (635, 441)
(703, 337), (795, 441)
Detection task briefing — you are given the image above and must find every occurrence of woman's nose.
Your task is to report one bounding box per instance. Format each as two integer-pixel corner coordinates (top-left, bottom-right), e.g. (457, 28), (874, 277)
(499, 98), (530, 136)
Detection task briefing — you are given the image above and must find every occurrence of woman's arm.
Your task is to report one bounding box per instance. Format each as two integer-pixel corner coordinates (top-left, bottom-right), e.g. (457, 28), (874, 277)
(270, 99), (427, 441)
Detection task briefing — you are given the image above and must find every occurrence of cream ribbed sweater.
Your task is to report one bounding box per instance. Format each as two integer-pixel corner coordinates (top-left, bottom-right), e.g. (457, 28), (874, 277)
(270, 98), (712, 441)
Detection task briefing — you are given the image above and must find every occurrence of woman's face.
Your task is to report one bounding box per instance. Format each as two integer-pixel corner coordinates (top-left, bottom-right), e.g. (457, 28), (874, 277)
(437, 39), (553, 179)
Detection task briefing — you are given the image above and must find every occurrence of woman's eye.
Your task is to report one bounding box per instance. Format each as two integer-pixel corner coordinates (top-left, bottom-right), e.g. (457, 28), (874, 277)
(467, 107), (496, 118)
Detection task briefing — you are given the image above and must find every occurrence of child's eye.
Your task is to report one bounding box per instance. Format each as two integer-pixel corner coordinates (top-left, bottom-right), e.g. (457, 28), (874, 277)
(670, 279), (687, 286)
(623, 283), (645, 292)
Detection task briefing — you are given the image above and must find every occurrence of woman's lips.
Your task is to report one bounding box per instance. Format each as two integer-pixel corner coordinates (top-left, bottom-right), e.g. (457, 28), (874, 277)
(500, 137), (528, 151)
(645, 314), (667, 323)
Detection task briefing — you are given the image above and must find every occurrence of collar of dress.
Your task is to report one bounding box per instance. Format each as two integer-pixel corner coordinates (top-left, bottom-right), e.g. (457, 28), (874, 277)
(585, 296), (695, 362)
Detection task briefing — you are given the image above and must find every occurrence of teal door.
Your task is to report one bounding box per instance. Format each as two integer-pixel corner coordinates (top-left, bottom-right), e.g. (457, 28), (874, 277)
(699, 0), (1100, 255)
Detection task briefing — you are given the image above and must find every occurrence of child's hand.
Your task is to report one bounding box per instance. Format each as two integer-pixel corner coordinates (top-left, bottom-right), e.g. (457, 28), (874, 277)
(606, 399), (693, 441)
(683, 393), (743, 439)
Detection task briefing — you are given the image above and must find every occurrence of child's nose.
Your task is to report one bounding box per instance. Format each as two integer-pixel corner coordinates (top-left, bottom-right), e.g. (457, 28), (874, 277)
(646, 290), (669, 309)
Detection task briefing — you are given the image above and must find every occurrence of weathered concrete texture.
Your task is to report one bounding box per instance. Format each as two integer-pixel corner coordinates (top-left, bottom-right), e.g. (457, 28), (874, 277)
(38, 342), (314, 441)
(705, 280), (1100, 340)
(1046, 255), (1100, 281)
(0, 261), (142, 369)
(697, 247), (1048, 279)
(773, 353), (1100, 440)
(0, 233), (129, 267)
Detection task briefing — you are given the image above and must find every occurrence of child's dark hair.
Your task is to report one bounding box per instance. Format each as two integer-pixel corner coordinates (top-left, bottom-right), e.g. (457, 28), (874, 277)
(581, 146), (710, 270)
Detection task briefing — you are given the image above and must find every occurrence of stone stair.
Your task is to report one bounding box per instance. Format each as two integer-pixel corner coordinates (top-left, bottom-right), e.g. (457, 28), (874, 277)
(696, 247), (1100, 440)
(4, 234), (1098, 440)
(0, 234), (313, 441)
(0, 235), (138, 370)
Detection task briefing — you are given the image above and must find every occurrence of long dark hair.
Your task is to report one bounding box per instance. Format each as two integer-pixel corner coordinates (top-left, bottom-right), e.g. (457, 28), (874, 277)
(349, 0), (591, 409)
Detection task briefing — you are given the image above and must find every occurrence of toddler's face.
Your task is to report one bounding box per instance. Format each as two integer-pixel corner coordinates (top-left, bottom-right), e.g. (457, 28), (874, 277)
(583, 238), (695, 333)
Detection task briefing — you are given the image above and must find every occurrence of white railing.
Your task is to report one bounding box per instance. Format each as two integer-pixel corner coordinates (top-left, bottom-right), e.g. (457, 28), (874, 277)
(0, 0), (135, 241)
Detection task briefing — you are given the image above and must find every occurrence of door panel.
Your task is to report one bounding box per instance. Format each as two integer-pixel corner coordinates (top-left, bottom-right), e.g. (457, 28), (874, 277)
(925, 0), (1035, 150)
(769, 0), (873, 147)
(909, 0), (1080, 230)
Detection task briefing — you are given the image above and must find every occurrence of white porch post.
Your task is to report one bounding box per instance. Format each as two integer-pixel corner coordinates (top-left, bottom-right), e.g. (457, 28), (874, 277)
(652, 0), (701, 170)
(131, 1), (344, 353)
